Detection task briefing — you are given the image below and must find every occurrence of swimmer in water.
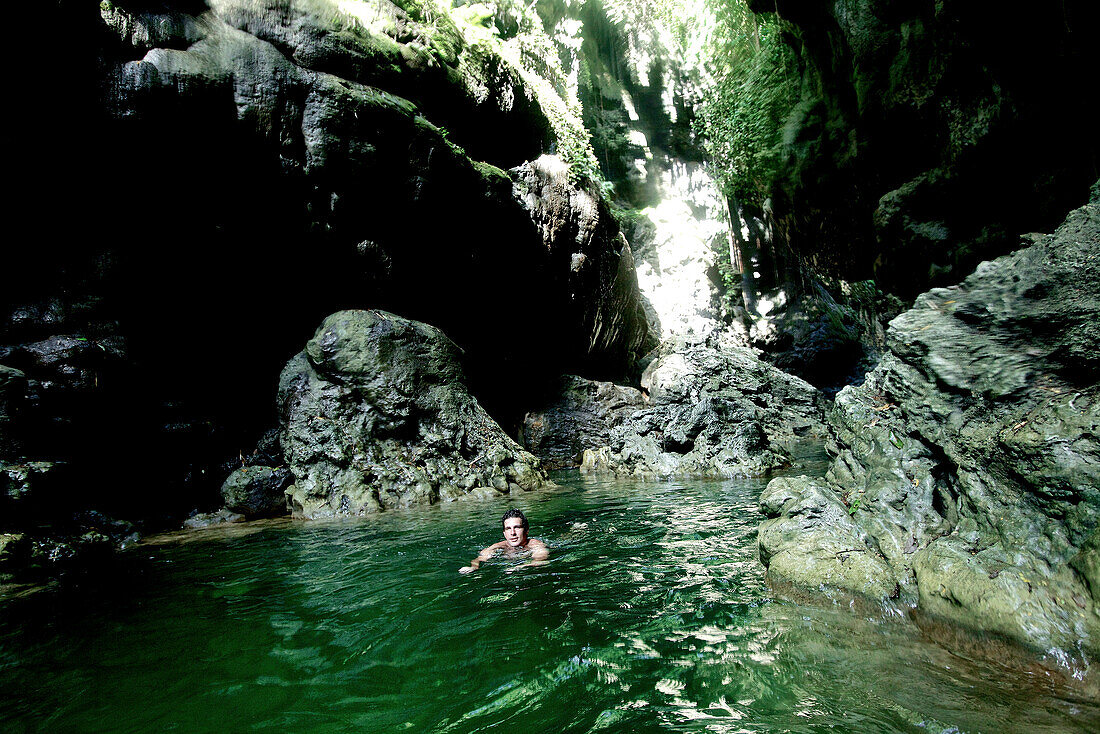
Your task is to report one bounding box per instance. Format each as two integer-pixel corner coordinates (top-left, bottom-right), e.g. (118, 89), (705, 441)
(459, 508), (548, 574)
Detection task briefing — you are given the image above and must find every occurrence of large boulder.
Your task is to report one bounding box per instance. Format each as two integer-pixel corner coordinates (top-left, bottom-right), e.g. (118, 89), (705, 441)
(220, 465), (291, 518)
(759, 190), (1100, 662)
(525, 330), (826, 478)
(279, 310), (550, 518)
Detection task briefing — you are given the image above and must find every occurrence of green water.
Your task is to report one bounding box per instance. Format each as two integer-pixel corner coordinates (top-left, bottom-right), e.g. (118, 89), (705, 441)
(1, 471), (1097, 733)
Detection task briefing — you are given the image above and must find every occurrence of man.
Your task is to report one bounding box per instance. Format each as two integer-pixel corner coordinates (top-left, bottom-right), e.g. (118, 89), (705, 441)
(459, 508), (548, 573)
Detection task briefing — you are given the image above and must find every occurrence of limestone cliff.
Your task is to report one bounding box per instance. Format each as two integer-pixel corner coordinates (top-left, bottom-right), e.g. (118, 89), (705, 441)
(0, 0), (650, 550)
(759, 186), (1100, 670)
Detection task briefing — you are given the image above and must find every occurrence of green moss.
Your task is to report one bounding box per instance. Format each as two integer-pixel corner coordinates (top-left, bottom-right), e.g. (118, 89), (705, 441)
(698, 3), (803, 205)
(315, 1), (600, 185)
(473, 160), (511, 185)
(450, 3), (600, 185)
(452, 3), (496, 30)
(390, 0), (465, 64)
(357, 84), (420, 117)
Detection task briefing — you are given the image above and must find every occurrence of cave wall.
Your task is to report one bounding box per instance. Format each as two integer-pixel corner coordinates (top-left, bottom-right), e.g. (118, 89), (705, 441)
(744, 0), (1100, 667)
(1, 0), (651, 528)
(757, 0), (1100, 299)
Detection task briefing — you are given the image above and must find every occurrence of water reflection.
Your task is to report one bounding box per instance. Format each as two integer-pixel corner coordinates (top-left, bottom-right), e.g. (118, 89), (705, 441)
(0, 472), (1097, 732)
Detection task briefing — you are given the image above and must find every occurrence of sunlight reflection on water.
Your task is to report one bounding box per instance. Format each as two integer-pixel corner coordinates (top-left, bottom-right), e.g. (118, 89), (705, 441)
(0, 470), (1097, 732)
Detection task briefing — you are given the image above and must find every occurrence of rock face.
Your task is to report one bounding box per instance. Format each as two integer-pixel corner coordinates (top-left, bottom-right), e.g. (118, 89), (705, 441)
(758, 0), (1099, 298)
(538, 0), (728, 341)
(759, 190), (1100, 664)
(280, 310), (550, 518)
(220, 465), (291, 519)
(512, 155), (656, 373)
(758, 476), (898, 600)
(524, 330), (826, 477)
(522, 375), (646, 469)
(2, 0), (649, 529)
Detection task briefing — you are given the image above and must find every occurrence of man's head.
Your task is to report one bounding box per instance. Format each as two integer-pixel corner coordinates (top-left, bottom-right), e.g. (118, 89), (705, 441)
(501, 509), (529, 548)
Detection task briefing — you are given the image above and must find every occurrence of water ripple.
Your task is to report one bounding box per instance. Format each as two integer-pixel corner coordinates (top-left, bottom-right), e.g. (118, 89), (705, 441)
(0, 474), (1096, 732)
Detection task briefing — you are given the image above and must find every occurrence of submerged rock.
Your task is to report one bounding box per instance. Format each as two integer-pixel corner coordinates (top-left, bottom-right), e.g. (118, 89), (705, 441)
(526, 330), (826, 478)
(279, 310), (550, 518)
(759, 190), (1100, 662)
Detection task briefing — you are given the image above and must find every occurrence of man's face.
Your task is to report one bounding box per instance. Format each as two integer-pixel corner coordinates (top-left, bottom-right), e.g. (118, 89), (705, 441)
(503, 517), (528, 547)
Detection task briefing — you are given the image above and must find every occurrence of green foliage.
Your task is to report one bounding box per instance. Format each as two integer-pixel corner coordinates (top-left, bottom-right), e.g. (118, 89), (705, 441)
(696, 0), (801, 204)
(451, 1), (601, 185)
(711, 231), (739, 293)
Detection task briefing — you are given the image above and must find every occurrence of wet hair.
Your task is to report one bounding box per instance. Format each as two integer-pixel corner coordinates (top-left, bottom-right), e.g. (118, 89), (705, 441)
(501, 508), (528, 530)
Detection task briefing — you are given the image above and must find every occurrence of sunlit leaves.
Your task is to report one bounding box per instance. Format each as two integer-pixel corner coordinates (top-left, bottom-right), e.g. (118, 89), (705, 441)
(696, 0), (800, 204)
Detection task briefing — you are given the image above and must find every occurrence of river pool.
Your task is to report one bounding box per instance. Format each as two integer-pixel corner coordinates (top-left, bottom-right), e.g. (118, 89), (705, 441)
(1, 470), (1097, 732)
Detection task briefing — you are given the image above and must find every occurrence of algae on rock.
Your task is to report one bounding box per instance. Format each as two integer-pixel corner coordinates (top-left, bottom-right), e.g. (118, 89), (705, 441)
(279, 310), (551, 518)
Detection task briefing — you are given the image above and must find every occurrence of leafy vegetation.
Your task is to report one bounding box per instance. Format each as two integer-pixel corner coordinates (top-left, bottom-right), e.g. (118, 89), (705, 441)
(696, 0), (800, 205)
(452, 0), (603, 184)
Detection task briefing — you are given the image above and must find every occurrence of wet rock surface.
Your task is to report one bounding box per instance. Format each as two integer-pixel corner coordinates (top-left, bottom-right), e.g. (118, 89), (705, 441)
(220, 465), (291, 519)
(758, 476), (898, 600)
(280, 310), (550, 518)
(182, 508), (247, 529)
(525, 330), (827, 478)
(0, 508), (138, 582)
(759, 191), (1100, 661)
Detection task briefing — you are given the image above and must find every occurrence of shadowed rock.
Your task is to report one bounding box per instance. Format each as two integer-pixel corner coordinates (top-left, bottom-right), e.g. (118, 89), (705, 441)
(0, 366), (26, 459)
(757, 0), (1099, 297)
(2, 0), (651, 532)
(522, 375), (645, 469)
(759, 188), (1100, 663)
(279, 310), (550, 518)
(525, 330), (827, 478)
(220, 465), (291, 518)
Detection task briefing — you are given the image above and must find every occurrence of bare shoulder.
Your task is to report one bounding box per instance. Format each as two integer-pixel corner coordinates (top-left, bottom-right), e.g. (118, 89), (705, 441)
(528, 538), (549, 558)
